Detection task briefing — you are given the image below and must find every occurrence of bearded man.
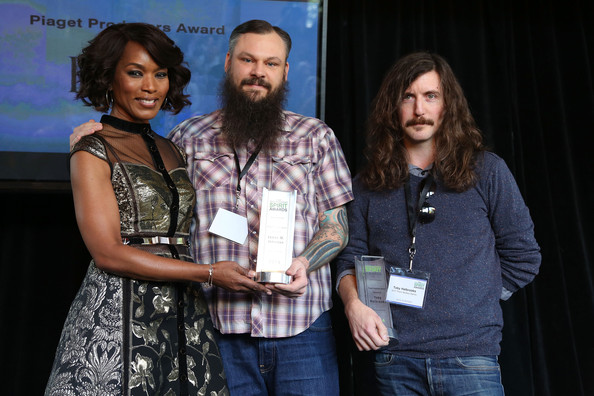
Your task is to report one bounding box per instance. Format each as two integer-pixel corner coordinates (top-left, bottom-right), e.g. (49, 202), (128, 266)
(167, 20), (352, 395)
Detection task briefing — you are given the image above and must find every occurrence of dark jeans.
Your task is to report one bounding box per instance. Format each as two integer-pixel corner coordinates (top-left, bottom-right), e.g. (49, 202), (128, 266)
(214, 311), (339, 396)
(374, 353), (504, 396)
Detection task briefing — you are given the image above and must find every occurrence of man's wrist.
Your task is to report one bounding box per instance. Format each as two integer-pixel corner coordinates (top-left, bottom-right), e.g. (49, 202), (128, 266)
(295, 256), (310, 271)
(338, 274), (359, 304)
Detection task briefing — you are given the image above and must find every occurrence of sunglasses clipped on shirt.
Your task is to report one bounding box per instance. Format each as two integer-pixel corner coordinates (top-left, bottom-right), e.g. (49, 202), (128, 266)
(417, 177), (436, 224)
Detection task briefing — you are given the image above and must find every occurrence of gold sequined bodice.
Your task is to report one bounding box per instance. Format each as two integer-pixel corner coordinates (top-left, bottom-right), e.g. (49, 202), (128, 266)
(71, 115), (196, 239)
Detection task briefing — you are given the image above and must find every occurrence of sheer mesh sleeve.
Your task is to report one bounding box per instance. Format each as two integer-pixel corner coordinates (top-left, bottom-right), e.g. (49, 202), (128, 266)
(72, 126), (186, 172)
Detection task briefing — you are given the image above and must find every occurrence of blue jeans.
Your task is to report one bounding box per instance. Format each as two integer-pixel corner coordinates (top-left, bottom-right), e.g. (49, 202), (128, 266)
(214, 311), (339, 396)
(374, 353), (504, 396)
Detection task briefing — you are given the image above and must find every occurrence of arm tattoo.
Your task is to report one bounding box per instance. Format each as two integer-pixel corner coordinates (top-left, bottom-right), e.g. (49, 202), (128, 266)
(301, 205), (349, 273)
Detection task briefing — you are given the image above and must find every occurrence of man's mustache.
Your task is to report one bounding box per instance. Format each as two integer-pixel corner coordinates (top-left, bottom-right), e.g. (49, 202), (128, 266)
(241, 77), (272, 90)
(405, 117), (434, 127)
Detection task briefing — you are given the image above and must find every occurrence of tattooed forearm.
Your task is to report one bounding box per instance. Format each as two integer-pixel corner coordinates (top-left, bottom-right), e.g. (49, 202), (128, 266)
(301, 205), (349, 273)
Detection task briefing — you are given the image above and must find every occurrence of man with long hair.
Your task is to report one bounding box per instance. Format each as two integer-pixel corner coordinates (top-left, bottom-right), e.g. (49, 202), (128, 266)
(335, 52), (540, 395)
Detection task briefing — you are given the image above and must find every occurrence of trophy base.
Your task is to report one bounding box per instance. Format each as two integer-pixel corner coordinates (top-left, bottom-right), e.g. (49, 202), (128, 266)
(256, 271), (291, 284)
(387, 328), (398, 340)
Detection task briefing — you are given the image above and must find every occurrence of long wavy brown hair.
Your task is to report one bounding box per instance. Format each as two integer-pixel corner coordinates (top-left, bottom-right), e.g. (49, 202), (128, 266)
(361, 52), (485, 192)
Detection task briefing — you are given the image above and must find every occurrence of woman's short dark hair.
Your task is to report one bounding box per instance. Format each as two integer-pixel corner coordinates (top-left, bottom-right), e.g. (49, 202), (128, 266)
(76, 22), (191, 114)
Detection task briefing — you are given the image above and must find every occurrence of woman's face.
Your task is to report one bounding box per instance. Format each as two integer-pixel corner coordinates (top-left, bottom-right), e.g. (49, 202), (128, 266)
(110, 41), (169, 124)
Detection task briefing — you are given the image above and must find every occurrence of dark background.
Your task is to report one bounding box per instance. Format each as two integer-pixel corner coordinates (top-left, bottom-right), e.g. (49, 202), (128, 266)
(1, 1), (593, 394)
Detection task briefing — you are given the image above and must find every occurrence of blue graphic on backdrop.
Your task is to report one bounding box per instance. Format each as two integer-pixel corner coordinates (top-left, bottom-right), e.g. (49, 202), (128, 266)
(0, 0), (321, 153)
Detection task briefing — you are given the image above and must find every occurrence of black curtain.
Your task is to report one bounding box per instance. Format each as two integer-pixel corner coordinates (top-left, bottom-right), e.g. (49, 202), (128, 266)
(1, 1), (593, 394)
(0, 187), (91, 395)
(325, 1), (594, 395)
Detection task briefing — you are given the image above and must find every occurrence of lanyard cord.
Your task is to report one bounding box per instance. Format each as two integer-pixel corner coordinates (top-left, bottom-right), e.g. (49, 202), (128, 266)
(233, 145), (262, 210)
(404, 172), (435, 270)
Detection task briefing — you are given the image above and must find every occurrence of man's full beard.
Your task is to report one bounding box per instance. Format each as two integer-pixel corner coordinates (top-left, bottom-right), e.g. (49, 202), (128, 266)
(220, 74), (288, 153)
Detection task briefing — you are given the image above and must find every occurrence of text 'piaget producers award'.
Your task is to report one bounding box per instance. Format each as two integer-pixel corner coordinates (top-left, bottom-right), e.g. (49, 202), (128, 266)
(256, 188), (297, 284)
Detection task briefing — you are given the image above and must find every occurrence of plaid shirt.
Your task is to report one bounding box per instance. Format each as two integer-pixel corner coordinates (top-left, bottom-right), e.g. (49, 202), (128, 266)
(168, 110), (353, 337)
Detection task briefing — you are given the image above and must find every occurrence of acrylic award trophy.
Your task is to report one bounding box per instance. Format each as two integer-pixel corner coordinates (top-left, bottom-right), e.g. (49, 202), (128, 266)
(354, 255), (398, 339)
(255, 188), (297, 284)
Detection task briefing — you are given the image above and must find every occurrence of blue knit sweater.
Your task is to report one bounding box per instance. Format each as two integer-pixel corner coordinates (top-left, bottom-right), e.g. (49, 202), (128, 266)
(335, 152), (541, 357)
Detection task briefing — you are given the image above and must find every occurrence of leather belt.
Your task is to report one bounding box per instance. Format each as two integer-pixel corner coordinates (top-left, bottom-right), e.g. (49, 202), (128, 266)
(122, 236), (189, 246)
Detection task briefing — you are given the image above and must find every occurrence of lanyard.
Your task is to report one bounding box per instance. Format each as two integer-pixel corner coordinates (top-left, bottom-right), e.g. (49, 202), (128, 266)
(233, 145), (261, 210)
(403, 172), (434, 270)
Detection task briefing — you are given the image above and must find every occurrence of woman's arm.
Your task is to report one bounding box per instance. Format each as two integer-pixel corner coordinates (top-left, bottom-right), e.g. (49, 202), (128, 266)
(70, 150), (269, 293)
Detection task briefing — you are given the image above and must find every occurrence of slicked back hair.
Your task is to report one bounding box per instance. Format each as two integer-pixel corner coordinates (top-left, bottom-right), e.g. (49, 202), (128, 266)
(228, 19), (292, 62)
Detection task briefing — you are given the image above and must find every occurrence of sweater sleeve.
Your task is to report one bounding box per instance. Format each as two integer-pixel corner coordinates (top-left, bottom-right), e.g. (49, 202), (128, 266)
(335, 176), (369, 290)
(481, 153), (541, 297)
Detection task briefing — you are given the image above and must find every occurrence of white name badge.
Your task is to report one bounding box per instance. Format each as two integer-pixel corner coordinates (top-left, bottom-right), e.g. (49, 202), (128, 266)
(386, 272), (429, 309)
(208, 208), (248, 245)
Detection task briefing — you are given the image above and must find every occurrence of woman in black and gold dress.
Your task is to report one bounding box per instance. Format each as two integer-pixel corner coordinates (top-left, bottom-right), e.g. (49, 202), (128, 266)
(45, 23), (248, 396)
